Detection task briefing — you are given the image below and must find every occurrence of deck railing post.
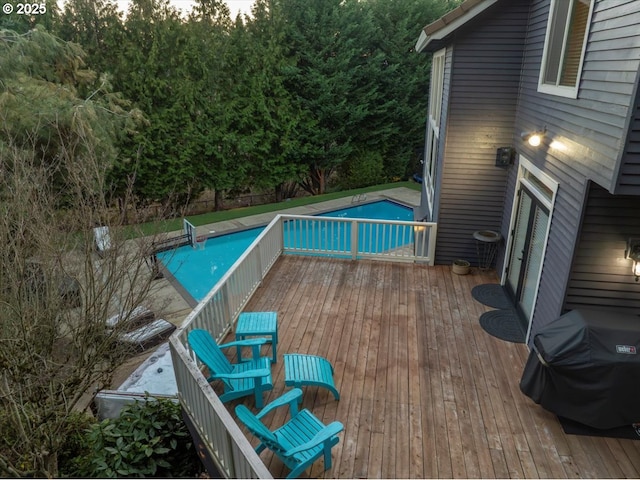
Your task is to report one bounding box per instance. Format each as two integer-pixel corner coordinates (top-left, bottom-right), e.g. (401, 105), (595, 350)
(351, 220), (358, 259)
(255, 243), (263, 284)
(427, 224), (437, 266)
(222, 282), (233, 328)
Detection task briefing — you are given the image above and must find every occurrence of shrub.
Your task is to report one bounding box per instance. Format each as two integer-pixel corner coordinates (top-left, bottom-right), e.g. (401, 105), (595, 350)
(71, 396), (201, 478)
(337, 151), (387, 190)
(57, 411), (97, 477)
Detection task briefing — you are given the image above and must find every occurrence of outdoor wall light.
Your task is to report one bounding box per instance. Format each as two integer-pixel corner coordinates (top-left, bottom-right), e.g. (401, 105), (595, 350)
(626, 238), (640, 281)
(521, 127), (547, 147)
(495, 147), (515, 166)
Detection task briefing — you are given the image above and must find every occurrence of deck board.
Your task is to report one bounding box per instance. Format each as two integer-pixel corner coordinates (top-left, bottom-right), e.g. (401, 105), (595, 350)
(225, 256), (640, 479)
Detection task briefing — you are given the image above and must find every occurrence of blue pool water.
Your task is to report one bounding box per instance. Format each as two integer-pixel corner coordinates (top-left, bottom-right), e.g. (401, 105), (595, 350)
(159, 200), (412, 301)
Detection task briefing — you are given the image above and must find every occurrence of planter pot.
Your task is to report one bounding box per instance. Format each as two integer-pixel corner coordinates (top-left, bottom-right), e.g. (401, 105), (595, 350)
(452, 259), (470, 275)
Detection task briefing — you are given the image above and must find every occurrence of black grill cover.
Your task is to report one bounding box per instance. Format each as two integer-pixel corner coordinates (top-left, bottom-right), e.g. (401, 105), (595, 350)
(520, 308), (640, 429)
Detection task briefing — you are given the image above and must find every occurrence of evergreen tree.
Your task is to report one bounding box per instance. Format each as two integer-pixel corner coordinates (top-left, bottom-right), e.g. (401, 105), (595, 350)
(185, 0), (243, 210)
(45, 0), (461, 206)
(192, 0), (231, 24)
(276, 0), (460, 192)
(332, 0), (400, 187)
(366, 0), (458, 179)
(109, 0), (205, 210)
(0, 27), (139, 199)
(278, 0), (364, 195)
(0, 1), (60, 33)
(56, 0), (125, 75)
(241, 0), (302, 201)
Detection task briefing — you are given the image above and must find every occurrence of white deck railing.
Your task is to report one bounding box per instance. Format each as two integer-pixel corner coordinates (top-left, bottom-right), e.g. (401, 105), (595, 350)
(169, 213), (436, 478)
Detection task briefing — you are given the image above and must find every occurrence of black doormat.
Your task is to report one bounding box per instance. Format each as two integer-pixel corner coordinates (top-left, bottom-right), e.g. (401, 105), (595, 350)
(558, 416), (640, 440)
(471, 284), (513, 310)
(479, 309), (525, 343)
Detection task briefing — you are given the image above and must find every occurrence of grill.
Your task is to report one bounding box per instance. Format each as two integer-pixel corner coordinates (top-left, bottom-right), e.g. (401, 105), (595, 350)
(520, 308), (640, 429)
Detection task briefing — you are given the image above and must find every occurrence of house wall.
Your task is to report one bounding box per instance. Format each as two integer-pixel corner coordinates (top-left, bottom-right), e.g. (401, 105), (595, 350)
(433, 0), (529, 265)
(514, 0), (640, 339)
(565, 181), (640, 315)
(496, 157), (519, 274)
(615, 89), (640, 193)
(517, 1), (640, 193)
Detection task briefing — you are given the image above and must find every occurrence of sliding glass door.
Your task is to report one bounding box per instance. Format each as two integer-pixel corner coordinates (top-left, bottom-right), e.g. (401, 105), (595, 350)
(505, 186), (550, 331)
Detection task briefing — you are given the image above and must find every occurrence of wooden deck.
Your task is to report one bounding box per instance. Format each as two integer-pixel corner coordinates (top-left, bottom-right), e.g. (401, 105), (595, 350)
(219, 255), (640, 479)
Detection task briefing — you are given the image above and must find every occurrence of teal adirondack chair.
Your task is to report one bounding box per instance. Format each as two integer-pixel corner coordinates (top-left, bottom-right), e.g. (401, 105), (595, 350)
(187, 328), (273, 408)
(235, 388), (344, 479)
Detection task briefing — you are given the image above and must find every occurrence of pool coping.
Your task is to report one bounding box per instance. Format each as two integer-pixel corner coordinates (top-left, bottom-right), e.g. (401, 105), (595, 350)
(157, 261), (199, 308)
(195, 189), (419, 237)
(192, 195), (418, 243)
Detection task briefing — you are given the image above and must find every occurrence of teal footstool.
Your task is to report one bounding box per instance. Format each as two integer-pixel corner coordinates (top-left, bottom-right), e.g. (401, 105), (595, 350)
(284, 354), (340, 400)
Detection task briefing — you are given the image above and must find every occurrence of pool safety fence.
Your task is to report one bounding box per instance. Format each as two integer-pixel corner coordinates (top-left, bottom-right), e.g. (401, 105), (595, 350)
(281, 214), (433, 261)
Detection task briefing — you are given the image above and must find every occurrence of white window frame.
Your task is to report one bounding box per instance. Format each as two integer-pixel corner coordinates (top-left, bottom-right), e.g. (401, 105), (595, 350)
(538, 0), (594, 99)
(424, 48), (445, 215)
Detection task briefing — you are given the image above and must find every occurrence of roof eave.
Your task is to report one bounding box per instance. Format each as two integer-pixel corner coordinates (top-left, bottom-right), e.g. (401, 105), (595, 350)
(415, 0), (501, 53)
(415, 30), (430, 53)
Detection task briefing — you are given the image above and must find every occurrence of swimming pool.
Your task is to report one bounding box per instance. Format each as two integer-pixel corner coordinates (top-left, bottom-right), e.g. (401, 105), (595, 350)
(158, 200), (413, 302)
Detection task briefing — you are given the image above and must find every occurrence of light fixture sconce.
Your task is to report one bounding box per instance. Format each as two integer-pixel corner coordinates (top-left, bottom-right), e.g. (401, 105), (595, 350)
(495, 147), (515, 167)
(626, 238), (640, 281)
(521, 127), (547, 147)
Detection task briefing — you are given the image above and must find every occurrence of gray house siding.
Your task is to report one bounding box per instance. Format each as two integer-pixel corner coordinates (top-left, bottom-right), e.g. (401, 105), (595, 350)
(565, 181), (640, 314)
(419, 0), (640, 341)
(517, 0), (640, 194)
(585, 0), (640, 194)
(514, 0), (640, 338)
(496, 158), (518, 274)
(433, 1), (529, 265)
(616, 92), (640, 192)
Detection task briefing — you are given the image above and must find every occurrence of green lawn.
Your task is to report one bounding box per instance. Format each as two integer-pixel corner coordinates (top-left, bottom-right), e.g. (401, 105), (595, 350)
(137, 181), (421, 236)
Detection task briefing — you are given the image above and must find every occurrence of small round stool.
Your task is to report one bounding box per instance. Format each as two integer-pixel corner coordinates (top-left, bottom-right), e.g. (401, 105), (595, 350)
(473, 230), (502, 271)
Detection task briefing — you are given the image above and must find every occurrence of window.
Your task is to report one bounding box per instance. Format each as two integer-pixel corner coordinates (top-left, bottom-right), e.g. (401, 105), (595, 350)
(538, 0), (593, 98)
(428, 49), (444, 135)
(424, 48), (445, 214)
